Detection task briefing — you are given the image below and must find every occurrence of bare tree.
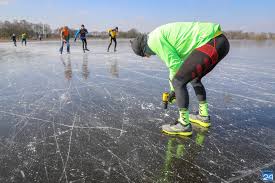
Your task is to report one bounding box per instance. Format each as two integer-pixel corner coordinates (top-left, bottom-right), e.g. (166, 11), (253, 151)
(0, 20), (52, 39)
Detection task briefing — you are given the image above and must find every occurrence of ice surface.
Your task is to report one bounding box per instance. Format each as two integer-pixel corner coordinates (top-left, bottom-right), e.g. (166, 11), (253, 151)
(0, 39), (275, 182)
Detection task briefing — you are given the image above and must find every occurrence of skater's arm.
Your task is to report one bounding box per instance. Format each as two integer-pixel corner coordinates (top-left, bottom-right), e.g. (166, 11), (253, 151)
(74, 30), (80, 41)
(60, 31), (64, 40)
(108, 29), (112, 37)
(148, 38), (182, 91)
(85, 29), (89, 38)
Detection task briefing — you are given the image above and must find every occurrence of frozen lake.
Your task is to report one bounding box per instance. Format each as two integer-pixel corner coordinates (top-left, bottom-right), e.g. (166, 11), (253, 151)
(0, 39), (275, 182)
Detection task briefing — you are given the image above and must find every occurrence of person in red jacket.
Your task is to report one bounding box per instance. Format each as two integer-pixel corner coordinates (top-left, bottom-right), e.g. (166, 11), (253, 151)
(59, 26), (70, 54)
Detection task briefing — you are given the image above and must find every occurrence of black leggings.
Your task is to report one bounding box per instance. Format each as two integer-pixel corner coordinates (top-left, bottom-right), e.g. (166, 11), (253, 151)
(13, 39), (17, 46)
(81, 38), (87, 50)
(172, 34), (230, 109)
(22, 39), (27, 46)
(108, 38), (117, 51)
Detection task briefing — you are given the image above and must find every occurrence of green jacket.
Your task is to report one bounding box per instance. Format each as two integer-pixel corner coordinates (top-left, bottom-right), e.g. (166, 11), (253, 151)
(22, 33), (27, 39)
(147, 22), (222, 90)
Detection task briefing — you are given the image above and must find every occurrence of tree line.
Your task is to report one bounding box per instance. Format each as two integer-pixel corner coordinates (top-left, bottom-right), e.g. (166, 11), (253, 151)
(0, 20), (51, 39)
(1, 20), (275, 40)
(0, 20), (140, 40)
(223, 31), (275, 40)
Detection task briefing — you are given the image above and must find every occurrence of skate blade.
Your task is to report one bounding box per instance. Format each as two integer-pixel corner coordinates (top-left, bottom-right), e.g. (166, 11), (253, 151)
(162, 130), (192, 136)
(190, 119), (211, 128)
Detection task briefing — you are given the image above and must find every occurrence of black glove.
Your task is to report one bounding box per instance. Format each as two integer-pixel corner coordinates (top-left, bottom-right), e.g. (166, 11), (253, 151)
(168, 91), (176, 103)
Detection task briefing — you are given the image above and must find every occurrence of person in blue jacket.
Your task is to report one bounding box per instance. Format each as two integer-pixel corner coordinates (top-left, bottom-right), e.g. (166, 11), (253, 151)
(74, 24), (90, 53)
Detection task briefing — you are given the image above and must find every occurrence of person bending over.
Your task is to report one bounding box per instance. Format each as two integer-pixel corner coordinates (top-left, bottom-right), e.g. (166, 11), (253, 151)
(130, 22), (230, 136)
(59, 26), (70, 54)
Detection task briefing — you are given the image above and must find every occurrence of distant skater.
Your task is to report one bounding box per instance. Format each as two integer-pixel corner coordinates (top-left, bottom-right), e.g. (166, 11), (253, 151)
(21, 33), (27, 46)
(107, 27), (118, 52)
(131, 22), (230, 136)
(11, 33), (17, 47)
(74, 24), (89, 53)
(59, 26), (70, 54)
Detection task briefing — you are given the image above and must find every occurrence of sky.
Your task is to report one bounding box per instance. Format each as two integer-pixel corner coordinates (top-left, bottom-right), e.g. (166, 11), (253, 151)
(0, 0), (275, 33)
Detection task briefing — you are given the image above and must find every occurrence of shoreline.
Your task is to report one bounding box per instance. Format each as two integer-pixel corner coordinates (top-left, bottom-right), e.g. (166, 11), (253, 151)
(0, 38), (112, 43)
(1, 38), (275, 43)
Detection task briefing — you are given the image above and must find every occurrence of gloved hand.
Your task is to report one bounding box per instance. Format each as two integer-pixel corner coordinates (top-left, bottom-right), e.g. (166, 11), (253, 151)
(168, 91), (176, 104)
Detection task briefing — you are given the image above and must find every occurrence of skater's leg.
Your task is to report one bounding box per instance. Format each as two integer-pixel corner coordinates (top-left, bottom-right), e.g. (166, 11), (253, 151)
(167, 43), (213, 130)
(81, 39), (85, 51)
(162, 69), (192, 136)
(190, 78), (206, 102)
(59, 41), (64, 54)
(84, 39), (89, 51)
(162, 40), (211, 135)
(173, 79), (189, 110)
(22, 39), (26, 46)
(107, 38), (112, 52)
(185, 34), (229, 127)
(114, 38), (117, 51)
(174, 48), (212, 127)
(172, 48), (207, 111)
(190, 78), (210, 122)
(163, 34), (230, 134)
(84, 39), (87, 49)
(66, 40), (70, 53)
